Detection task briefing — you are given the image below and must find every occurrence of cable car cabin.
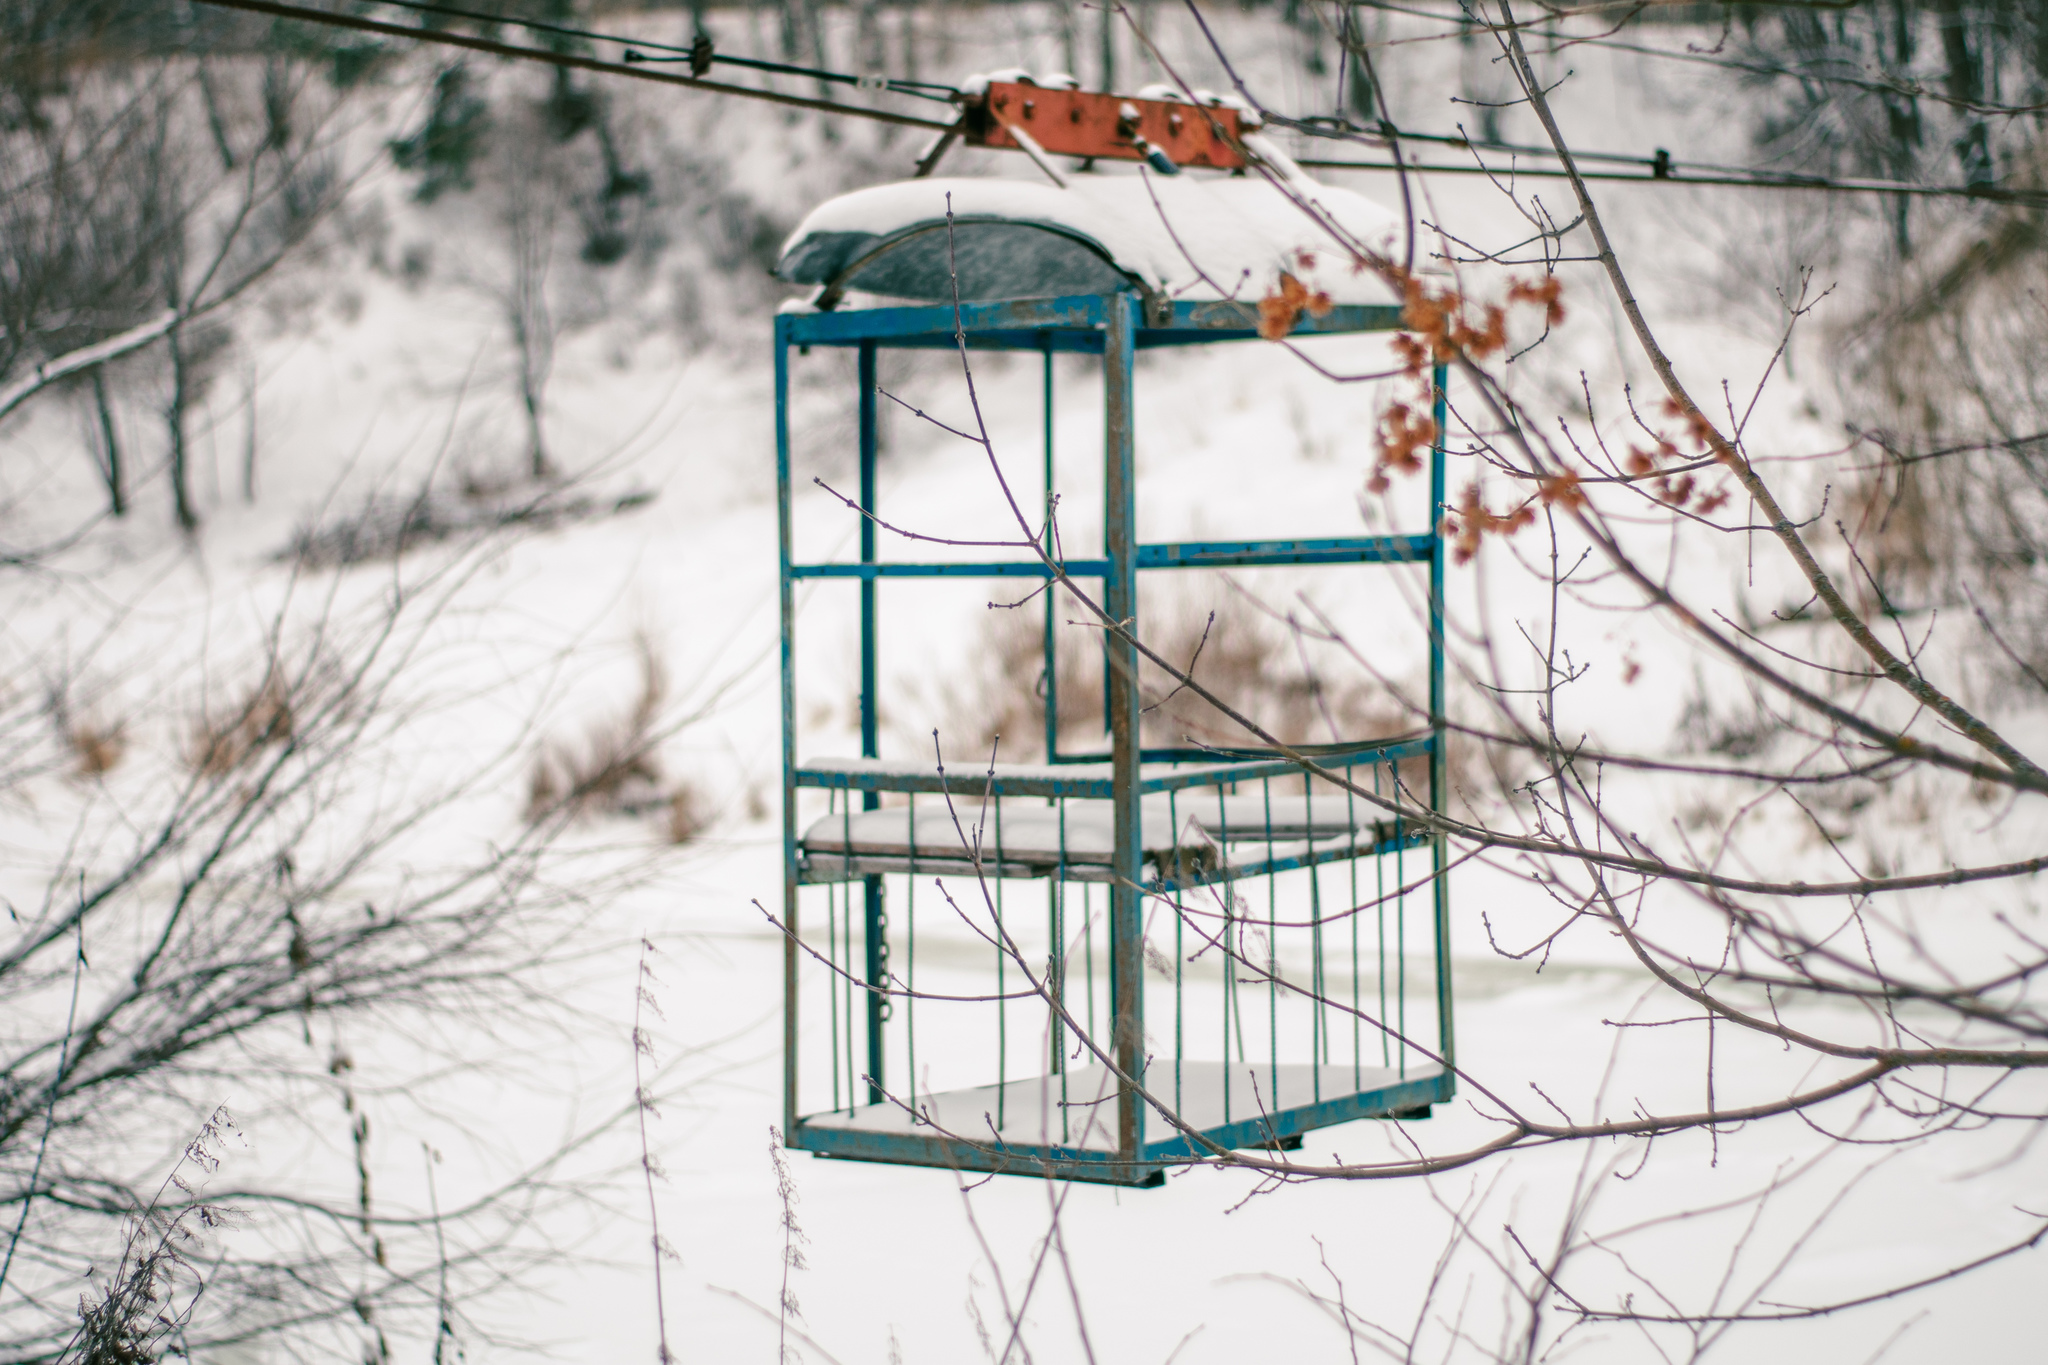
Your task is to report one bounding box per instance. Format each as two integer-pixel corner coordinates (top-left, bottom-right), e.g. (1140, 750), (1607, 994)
(770, 161), (1453, 1186)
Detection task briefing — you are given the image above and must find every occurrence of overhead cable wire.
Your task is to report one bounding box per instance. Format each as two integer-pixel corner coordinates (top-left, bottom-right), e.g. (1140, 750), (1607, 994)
(1335, 0), (2048, 118)
(191, 0), (2042, 209)
(1311, 4), (2048, 184)
(355, 0), (958, 99)
(623, 50), (957, 101)
(1565, 30), (2048, 117)
(1292, 115), (1678, 168)
(189, 0), (956, 130)
(1293, 154), (2048, 206)
(1285, 112), (2047, 204)
(1171, 0), (2044, 209)
(1286, 118), (2048, 207)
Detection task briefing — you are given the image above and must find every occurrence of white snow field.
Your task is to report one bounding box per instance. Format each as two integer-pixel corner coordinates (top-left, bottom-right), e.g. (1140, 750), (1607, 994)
(3, 6), (2046, 1362)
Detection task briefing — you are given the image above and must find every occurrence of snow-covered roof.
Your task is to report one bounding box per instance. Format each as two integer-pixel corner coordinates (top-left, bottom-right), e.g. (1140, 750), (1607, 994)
(773, 161), (1401, 309)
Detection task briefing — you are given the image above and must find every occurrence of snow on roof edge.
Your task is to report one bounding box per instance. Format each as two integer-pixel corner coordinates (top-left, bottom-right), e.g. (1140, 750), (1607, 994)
(774, 169), (1405, 308)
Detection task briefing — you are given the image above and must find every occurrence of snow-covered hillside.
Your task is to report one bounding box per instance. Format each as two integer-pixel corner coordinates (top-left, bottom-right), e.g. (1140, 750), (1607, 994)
(3, 5), (2045, 1362)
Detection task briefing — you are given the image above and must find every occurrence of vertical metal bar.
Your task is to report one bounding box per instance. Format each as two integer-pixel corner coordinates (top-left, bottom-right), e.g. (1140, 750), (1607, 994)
(1054, 803), (1068, 1080)
(776, 317), (799, 1140)
(859, 340), (879, 706)
(907, 794), (917, 1104)
(1098, 0), (1117, 94)
(1097, 339), (1111, 747)
(1263, 777), (1277, 1113)
(1057, 801), (1070, 1144)
(859, 340), (887, 1107)
(1220, 797), (1234, 1123)
(1084, 882), (1095, 1042)
(1377, 758), (1389, 1067)
(826, 805), (840, 1114)
(1397, 803), (1407, 1078)
(1043, 334), (1060, 764)
(1169, 788), (1182, 1118)
(1307, 777), (1324, 1091)
(996, 799), (1007, 1130)
(842, 799), (856, 1113)
(1103, 291), (1144, 1158)
(1430, 361), (1455, 1085)
(1347, 770), (1361, 1085)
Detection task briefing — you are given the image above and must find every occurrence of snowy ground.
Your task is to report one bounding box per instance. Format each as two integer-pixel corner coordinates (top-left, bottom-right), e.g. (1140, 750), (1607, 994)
(4, 5), (2046, 1362)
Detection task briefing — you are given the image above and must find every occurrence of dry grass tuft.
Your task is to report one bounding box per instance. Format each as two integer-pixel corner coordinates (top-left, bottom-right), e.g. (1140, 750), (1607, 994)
(942, 582), (1424, 764)
(665, 784), (709, 846)
(70, 718), (127, 777)
(279, 482), (656, 571)
(931, 583), (1102, 763)
(48, 686), (129, 778)
(187, 672), (296, 777)
(1131, 593), (1417, 754)
(527, 635), (709, 844)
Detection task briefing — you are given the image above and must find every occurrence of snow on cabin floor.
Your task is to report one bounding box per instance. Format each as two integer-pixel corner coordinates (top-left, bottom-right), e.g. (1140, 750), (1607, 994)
(3, 11), (2047, 1363)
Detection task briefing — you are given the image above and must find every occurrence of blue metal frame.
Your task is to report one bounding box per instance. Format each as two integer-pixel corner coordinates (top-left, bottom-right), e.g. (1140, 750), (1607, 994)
(788, 534), (1433, 581)
(793, 1069), (1447, 1187)
(796, 823), (1433, 892)
(782, 296), (1404, 352)
(794, 736), (1436, 799)
(775, 289), (1453, 1184)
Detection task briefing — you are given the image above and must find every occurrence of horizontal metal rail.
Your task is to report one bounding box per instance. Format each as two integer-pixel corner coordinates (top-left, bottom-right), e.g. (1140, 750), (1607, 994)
(798, 765), (1118, 798)
(790, 1069), (1452, 1186)
(783, 296), (1406, 350)
(1058, 737), (1437, 772)
(791, 559), (1109, 580)
(788, 295), (1107, 346)
(794, 823), (1430, 888)
(1147, 825), (1432, 894)
(794, 735), (1434, 799)
(790, 534), (1435, 580)
(1140, 534), (1434, 567)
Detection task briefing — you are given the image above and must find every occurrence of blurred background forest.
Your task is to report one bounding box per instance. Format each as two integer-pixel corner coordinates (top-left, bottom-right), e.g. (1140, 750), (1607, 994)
(5, 1), (2048, 1361)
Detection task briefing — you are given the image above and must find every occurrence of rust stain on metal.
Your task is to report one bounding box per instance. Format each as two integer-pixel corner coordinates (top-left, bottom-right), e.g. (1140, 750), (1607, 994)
(964, 82), (1247, 170)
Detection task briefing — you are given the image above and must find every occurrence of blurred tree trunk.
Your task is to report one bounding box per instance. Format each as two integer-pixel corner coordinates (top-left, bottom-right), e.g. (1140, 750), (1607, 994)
(899, 4), (921, 90)
(506, 191), (555, 482)
(197, 63), (236, 169)
(1342, 3), (1375, 123)
(91, 368), (125, 518)
(241, 366), (257, 505)
(1935, 0), (1992, 187)
(166, 271), (197, 533)
(1099, 0), (1118, 91)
